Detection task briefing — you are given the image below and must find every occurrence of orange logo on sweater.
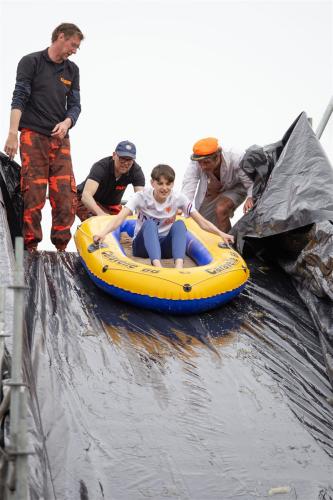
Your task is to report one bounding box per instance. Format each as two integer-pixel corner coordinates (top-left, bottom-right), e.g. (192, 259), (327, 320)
(165, 206), (172, 213)
(60, 77), (72, 86)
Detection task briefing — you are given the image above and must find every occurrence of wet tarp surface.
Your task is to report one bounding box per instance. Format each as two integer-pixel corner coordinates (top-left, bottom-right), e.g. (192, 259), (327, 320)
(1, 138), (333, 499)
(22, 251), (333, 500)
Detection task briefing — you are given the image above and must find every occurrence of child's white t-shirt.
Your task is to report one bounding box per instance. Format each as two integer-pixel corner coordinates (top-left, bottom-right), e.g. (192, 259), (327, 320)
(125, 187), (196, 237)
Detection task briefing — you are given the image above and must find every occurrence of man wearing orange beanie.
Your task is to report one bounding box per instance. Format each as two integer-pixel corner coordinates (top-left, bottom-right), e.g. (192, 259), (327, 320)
(181, 137), (253, 232)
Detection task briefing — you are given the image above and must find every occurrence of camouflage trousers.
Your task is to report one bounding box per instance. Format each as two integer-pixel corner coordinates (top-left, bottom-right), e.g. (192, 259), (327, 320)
(20, 128), (77, 250)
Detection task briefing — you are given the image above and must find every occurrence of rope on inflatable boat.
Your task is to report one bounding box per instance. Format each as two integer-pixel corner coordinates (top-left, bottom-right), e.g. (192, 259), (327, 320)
(76, 225), (245, 291)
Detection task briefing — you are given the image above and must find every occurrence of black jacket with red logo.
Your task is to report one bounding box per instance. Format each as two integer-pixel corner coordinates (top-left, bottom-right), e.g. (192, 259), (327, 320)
(11, 48), (81, 136)
(77, 157), (145, 205)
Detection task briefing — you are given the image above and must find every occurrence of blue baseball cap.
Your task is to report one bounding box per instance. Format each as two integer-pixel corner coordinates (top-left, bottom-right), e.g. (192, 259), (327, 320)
(115, 140), (136, 159)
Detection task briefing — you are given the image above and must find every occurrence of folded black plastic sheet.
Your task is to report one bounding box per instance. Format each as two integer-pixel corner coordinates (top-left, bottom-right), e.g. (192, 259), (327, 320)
(0, 152), (23, 244)
(236, 112), (333, 243)
(22, 251), (333, 500)
(233, 112), (333, 386)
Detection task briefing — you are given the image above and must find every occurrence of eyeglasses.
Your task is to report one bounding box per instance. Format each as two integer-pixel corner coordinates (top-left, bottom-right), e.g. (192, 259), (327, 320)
(118, 156), (134, 165)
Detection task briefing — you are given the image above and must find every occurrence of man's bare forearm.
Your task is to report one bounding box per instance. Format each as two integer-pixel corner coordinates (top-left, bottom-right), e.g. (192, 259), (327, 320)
(81, 192), (106, 216)
(9, 109), (22, 133)
(4, 109), (22, 159)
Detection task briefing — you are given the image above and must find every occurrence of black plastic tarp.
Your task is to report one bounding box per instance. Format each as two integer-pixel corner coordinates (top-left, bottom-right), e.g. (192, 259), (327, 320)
(233, 112), (333, 387)
(0, 152), (22, 244)
(235, 112), (333, 242)
(0, 141), (333, 499)
(21, 251), (333, 499)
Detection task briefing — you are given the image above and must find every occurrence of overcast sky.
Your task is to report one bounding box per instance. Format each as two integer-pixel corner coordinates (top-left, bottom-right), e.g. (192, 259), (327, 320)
(0, 0), (332, 251)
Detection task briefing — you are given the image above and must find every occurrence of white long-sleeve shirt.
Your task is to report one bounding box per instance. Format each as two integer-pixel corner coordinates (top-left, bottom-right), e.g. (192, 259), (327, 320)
(181, 148), (253, 210)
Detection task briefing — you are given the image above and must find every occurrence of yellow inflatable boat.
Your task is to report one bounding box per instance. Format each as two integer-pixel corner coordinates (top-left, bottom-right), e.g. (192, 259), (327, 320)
(74, 215), (249, 314)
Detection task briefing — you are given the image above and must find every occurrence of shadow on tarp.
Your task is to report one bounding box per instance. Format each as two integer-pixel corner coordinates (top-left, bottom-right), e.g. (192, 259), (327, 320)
(21, 250), (333, 500)
(233, 112), (333, 387)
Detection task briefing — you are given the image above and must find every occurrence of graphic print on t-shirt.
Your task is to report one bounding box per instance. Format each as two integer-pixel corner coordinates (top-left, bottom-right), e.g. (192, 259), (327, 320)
(125, 188), (194, 238)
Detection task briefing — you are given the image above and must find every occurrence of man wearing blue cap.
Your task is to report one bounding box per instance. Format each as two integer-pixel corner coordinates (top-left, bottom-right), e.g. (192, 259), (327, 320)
(76, 140), (145, 220)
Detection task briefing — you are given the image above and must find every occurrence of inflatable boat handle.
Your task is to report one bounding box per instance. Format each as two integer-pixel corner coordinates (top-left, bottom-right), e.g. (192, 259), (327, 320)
(218, 242), (232, 249)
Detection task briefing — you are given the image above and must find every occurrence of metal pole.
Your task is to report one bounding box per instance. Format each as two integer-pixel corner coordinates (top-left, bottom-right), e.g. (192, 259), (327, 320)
(0, 284), (10, 500)
(0, 286), (7, 386)
(316, 96), (333, 139)
(7, 237), (28, 500)
(0, 282), (11, 426)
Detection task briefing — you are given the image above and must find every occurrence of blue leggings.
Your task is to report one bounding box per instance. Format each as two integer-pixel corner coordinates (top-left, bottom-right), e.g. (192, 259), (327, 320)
(132, 219), (187, 262)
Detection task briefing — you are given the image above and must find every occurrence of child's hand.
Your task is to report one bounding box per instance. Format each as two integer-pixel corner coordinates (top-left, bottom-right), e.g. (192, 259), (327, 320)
(93, 234), (104, 245)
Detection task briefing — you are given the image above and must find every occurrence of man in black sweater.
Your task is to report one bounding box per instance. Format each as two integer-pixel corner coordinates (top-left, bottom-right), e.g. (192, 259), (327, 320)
(76, 140), (145, 221)
(4, 22), (84, 252)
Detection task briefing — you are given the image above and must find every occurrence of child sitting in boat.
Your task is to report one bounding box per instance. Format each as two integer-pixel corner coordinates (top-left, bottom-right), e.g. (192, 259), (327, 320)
(93, 164), (234, 268)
